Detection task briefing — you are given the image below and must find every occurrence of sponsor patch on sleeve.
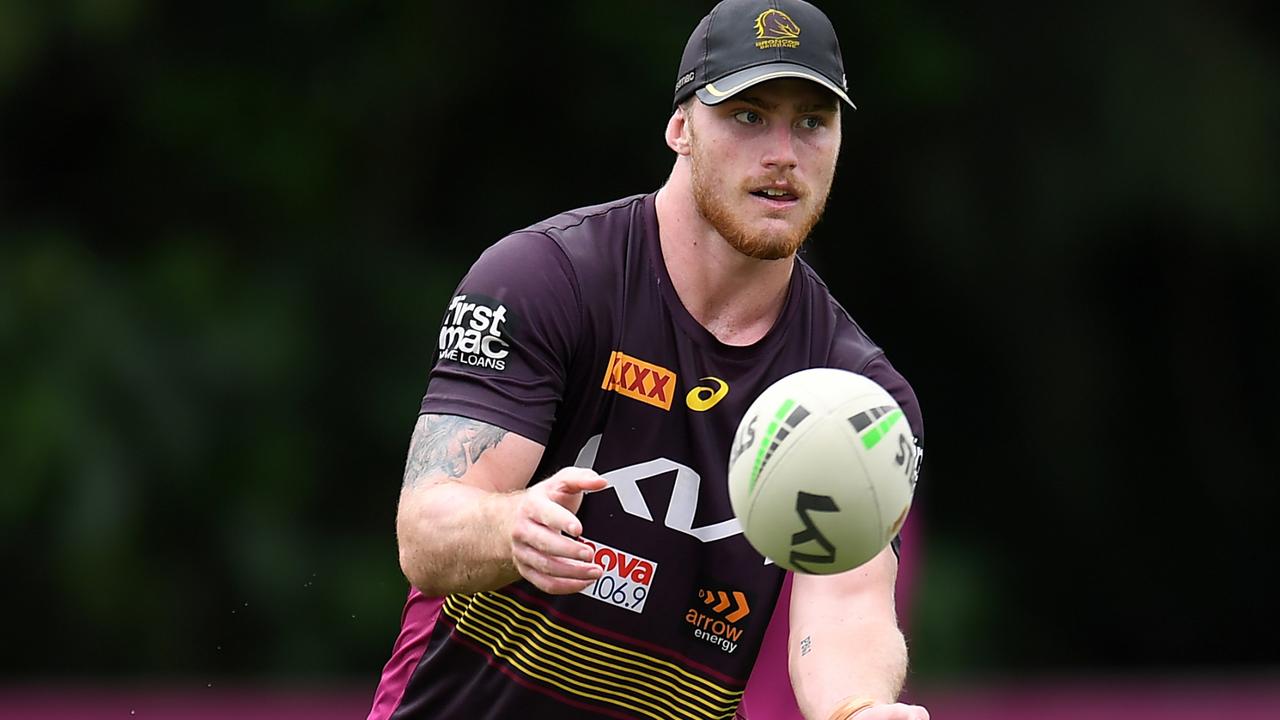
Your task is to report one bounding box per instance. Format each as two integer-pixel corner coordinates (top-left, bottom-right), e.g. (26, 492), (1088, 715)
(437, 293), (514, 372)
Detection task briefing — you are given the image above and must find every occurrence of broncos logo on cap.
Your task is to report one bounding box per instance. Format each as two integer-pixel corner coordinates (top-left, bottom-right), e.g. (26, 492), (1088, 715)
(754, 9), (801, 40)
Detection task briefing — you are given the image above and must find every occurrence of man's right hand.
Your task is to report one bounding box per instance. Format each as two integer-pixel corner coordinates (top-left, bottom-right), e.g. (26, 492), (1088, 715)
(509, 468), (607, 595)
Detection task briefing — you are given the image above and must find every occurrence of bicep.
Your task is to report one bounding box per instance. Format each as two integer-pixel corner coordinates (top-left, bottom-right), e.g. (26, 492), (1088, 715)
(394, 413), (545, 594)
(400, 413), (545, 496)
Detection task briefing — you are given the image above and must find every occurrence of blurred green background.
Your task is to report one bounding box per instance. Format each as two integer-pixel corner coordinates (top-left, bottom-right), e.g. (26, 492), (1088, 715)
(2, 0), (1277, 694)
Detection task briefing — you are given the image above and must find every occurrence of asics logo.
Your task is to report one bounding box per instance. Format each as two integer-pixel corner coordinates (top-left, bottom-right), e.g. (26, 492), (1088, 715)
(686, 377), (729, 412)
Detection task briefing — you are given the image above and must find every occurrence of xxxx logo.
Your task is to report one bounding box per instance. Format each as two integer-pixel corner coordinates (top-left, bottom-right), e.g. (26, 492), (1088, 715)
(601, 350), (676, 411)
(686, 377), (729, 412)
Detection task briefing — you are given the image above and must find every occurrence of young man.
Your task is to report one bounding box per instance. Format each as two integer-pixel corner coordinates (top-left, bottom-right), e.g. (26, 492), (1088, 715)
(368, 1), (928, 719)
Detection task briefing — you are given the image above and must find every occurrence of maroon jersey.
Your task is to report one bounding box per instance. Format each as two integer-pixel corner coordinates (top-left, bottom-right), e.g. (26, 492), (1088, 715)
(369, 193), (923, 720)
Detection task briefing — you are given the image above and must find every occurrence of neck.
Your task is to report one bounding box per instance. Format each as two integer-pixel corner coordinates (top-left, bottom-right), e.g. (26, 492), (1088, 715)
(654, 164), (795, 347)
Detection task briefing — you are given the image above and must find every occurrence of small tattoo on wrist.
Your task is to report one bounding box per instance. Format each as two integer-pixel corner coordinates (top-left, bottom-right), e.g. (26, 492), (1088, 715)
(800, 635), (812, 656)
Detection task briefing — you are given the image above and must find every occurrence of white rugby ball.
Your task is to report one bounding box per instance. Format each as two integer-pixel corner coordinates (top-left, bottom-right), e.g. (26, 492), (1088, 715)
(727, 368), (919, 574)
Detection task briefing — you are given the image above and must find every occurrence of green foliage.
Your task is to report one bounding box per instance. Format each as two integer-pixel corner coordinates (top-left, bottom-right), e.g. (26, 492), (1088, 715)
(2, 0), (1277, 680)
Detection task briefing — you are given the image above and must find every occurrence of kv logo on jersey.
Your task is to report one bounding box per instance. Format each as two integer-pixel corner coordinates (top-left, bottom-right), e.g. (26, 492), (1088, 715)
(438, 294), (511, 371)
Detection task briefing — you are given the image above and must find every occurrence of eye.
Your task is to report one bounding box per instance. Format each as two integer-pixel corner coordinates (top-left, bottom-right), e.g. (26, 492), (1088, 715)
(798, 116), (824, 130)
(732, 110), (763, 125)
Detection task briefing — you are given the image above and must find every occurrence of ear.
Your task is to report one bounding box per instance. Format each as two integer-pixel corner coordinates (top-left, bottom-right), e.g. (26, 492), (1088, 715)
(665, 106), (693, 156)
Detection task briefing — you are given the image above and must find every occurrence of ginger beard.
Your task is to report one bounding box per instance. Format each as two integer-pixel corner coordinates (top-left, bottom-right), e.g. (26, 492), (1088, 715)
(688, 117), (834, 261)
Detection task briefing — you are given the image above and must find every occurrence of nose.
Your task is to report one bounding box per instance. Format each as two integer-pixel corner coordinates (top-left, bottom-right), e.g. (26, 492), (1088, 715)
(760, 121), (798, 171)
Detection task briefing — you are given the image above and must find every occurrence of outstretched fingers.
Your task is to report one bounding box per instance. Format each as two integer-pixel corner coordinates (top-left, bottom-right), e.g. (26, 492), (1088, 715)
(511, 526), (601, 594)
(544, 471), (608, 521)
(527, 491), (587, 537)
(509, 471), (608, 595)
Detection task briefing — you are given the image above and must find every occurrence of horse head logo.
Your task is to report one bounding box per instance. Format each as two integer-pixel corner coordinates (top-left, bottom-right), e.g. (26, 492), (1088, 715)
(754, 9), (801, 40)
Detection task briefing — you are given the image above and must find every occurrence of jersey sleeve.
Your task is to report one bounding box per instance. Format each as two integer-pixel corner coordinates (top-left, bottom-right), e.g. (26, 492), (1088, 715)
(858, 353), (923, 556)
(858, 353), (924, 448)
(419, 231), (580, 445)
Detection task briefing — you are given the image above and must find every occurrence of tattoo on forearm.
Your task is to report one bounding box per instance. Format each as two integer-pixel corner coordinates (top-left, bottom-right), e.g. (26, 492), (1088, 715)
(403, 414), (508, 487)
(800, 635), (812, 656)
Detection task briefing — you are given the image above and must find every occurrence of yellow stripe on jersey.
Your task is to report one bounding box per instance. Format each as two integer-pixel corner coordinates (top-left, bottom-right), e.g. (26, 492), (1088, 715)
(479, 591), (740, 706)
(478, 591), (739, 700)
(449, 601), (687, 720)
(442, 592), (743, 720)
(455, 594), (737, 718)
(444, 593), (740, 719)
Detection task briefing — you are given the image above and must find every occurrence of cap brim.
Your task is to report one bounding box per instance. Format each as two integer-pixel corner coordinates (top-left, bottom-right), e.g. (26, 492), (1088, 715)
(696, 62), (856, 109)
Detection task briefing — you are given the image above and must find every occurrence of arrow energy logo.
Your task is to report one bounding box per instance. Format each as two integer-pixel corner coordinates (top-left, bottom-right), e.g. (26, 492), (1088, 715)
(683, 587), (752, 654)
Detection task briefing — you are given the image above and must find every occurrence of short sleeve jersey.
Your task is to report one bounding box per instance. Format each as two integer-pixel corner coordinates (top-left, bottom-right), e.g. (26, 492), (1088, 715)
(369, 193), (923, 720)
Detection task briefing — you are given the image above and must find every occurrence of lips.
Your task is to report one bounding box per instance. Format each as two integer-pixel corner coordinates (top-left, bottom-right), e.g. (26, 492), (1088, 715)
(749, 181), (800, 203)
(751, 189), (797, 202)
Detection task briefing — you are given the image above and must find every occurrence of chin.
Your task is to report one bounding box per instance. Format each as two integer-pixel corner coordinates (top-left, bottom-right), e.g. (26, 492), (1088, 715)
(725, 228), (806, 260)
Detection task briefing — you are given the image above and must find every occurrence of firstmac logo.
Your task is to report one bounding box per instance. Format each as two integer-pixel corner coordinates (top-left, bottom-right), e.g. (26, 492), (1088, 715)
(438, 294), (511, 371)
(601, 351), (676, 411)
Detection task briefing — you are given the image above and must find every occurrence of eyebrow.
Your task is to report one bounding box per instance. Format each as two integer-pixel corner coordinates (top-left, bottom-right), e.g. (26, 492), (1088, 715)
(798, 100), (840, 113)
(733, 96), (839, 113)
(735, 96), (777, 111)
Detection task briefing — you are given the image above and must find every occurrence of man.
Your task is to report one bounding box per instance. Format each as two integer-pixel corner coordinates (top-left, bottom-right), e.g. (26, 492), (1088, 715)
(368, 1), (928, 719)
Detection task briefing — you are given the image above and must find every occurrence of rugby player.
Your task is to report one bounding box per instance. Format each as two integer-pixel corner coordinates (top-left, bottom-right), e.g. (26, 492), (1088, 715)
(369, 1), (928, 718)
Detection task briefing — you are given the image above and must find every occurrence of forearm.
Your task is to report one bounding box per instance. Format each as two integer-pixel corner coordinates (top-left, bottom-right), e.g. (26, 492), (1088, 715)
(393, 413), (601, 597)
(394, 413), (538, 596)
(791, 618), (908, 719)
(397, 480), (522, 596)
(789, 548), (911, 720)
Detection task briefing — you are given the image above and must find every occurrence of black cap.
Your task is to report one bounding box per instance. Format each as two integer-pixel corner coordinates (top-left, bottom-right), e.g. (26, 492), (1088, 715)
(673, 0), (854, 110)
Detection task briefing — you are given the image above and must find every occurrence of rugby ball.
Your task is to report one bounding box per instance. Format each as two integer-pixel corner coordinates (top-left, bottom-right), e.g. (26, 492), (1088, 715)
(727, 368), (919, 574)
